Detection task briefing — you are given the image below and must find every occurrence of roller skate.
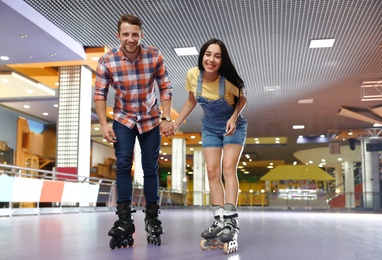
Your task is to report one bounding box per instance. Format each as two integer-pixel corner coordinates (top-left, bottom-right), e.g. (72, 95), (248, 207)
(144, 203), (164, 246)
(108, 202), (136, 249)
(200, 206), (225, 250)
(220, 203), (239, 255)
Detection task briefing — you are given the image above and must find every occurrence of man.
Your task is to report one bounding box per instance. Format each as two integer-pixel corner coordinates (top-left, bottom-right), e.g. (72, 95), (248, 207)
(94, 13), (173, 248)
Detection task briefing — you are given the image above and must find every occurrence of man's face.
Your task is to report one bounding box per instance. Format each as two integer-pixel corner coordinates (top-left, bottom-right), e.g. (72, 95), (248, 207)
(117, 22), (143, 55)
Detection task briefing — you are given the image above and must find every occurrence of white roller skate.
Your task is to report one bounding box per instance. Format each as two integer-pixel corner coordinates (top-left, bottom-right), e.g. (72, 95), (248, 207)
(220, 203), (239, 254)
(200, 206), (225, 250)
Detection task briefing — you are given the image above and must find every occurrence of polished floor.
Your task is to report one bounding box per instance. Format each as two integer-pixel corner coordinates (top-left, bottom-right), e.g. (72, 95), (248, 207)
(1, 207), (382, 260)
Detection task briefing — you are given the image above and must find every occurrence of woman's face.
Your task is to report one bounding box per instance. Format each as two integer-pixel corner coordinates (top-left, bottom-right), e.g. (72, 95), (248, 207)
(202, 43), (222, 74)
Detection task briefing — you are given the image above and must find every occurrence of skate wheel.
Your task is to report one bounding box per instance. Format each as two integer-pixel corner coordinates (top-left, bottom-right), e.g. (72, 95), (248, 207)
(109, 237), (117, 250)
(200, 239), (208, 250)
(156, 236), (161, 246)
(223, 243), (229, 255)
(128, 238), (134, 247)
(210, 244), (218, 250)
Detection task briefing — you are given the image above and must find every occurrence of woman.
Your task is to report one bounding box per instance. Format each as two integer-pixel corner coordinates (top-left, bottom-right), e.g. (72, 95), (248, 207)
(173, 38), (247, 253)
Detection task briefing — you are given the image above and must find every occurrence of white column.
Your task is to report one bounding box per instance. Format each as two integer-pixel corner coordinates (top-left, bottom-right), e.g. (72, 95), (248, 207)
(361, 138), (381, 209)
(56, 66), (91, 180)
(171, 138), (186, 191)
(344, 161), (355, 208)
(193, 148), (205, 205)
(335, 165), (344, 193)
(133, 137), (143, 186)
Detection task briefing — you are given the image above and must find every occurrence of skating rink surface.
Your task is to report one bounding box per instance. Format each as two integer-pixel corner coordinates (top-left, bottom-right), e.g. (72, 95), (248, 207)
(1, 207), (382, 260)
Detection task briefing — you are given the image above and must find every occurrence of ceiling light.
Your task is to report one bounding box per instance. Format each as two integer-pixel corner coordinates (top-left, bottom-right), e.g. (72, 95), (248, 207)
(293, 125), (305, 129)
(0, 56), (9, 61)
(23, 104), (30, 109)
(309, 38), (335, 48)
(373, 123), (382, 127)
(53, 104), (58, 107)
(174, 47), (198, 56)
(19, 35), (28, 39)
(264, 86), (280, 91)
(42, 112), (49, 116)
(298, 99), (314, 104)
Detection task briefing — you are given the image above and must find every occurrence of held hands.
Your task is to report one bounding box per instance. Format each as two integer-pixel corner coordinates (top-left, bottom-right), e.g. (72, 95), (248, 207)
(160, 121), (175, 137)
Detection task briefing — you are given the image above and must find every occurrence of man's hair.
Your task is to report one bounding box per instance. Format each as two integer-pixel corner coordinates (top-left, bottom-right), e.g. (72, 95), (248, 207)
(118, 14), (143, 32)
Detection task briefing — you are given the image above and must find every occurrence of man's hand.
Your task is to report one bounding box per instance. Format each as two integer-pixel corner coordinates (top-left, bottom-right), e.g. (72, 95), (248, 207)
(101, 124), (117, 143)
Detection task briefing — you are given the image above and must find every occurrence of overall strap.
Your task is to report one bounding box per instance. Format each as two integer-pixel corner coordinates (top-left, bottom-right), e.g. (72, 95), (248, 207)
(219, 74), (225, 98)
(196, 70), (203, 96)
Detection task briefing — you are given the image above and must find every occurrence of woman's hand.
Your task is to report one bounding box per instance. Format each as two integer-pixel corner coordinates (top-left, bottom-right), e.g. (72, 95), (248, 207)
(224, 117), (237, 136)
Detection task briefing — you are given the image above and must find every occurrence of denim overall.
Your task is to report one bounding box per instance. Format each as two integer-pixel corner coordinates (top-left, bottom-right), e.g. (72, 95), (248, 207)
(196, 71), (247, 148)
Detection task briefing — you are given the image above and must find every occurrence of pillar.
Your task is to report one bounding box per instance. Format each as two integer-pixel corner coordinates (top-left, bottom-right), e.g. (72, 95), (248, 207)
(361, 137), (381, 209)
(133, 137), (143, 186)
(193, 148), (205, 205)
(56, 66), (91, 180)
(344, 161), (355, 208)
(171, 138), (186, 191)
(334, 165), (344, 193)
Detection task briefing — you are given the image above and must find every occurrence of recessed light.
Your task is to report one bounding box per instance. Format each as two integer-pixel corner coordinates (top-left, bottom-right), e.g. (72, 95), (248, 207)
(309, 38), (335, 48)
(23, 104), (30, 109)
(293, 125), (305, 129)
(298, 99), (314, 104)
(43, 112), (49, 116)
(0, 56), (9, 61)
(264, 86), (280, 91)
(174, 47), (198, 56)
(53, 104), (58, 108)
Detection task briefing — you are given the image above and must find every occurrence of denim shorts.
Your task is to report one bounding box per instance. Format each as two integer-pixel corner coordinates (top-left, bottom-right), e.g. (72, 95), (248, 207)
(201, 117), (248, 148)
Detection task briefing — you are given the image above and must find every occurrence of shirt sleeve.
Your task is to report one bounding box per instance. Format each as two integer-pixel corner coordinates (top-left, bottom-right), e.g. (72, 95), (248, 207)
(155, 52), (173, 101)
(94, 57), (110, 102)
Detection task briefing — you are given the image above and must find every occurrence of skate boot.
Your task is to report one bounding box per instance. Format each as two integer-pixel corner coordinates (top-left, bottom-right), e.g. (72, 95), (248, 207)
(144, 203), (164, 246)
(200, 205), (225, 250)
(108, 202), (136, 249)
(220, 203), (239, 254)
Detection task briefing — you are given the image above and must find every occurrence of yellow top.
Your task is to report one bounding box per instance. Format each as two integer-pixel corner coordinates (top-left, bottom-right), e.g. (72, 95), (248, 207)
(185, 67), (240, 106)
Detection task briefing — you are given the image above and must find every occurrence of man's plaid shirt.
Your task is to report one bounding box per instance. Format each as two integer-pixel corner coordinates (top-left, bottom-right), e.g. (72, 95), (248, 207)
(94, 44), (172, 133)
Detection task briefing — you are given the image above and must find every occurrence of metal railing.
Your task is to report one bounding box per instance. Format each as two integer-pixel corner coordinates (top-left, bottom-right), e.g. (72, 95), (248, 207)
(0, 164), (187, 216)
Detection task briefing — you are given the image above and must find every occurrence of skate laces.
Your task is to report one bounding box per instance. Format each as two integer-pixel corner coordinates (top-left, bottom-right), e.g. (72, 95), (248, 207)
(223, 214), (239, 234)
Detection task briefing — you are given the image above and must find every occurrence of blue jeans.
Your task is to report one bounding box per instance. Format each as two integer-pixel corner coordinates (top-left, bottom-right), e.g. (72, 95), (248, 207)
(113, 121), (160, 204)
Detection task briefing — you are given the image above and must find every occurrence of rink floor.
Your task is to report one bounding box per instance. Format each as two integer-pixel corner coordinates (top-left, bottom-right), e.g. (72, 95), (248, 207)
(1, 207), (382, 260)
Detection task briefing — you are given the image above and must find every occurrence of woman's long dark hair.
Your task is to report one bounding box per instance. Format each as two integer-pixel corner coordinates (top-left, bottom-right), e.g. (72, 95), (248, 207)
(198, 38), (245, 94)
